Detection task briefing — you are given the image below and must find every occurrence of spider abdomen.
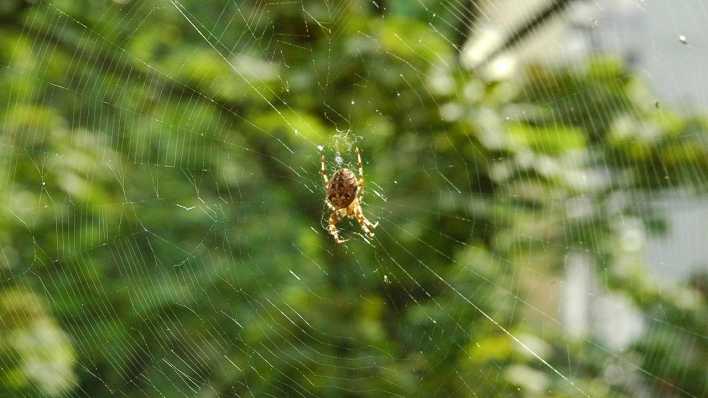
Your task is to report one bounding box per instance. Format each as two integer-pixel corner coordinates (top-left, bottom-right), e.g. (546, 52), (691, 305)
(327, 168), (358, 208)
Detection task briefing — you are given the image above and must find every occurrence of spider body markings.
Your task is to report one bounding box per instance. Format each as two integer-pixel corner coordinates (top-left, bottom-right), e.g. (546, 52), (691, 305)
(320, 146), (378, 243)
(327, 168), (358, 208)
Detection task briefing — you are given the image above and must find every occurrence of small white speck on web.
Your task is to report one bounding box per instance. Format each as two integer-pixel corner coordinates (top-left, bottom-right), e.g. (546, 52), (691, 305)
(679, 35), (688, 45)
(335, 155), (343, 165)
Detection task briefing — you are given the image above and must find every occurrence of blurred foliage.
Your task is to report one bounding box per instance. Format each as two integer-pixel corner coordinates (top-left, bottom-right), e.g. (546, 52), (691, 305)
(0, 0), (706, 397)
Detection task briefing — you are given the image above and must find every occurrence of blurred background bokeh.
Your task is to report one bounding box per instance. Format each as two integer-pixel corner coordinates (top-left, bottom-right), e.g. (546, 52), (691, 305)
(0, 0), (706, 397)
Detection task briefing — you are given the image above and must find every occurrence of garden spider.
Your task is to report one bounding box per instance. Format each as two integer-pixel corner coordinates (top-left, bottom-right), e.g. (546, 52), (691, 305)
(320, 146), (378, 243)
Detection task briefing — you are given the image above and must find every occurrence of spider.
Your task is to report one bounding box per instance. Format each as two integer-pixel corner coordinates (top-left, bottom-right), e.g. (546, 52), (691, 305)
(320, 146), (378, 243)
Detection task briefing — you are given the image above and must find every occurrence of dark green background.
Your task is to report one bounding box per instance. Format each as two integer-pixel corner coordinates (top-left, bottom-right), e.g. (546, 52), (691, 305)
(0, 1), (706, 397)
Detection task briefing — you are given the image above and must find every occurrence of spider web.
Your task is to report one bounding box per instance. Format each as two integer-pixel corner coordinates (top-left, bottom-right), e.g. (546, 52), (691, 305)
(0, 0), (706, 397)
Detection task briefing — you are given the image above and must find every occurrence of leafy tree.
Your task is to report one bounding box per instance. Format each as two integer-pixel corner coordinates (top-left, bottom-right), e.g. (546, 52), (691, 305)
(0, 1), (705, 397)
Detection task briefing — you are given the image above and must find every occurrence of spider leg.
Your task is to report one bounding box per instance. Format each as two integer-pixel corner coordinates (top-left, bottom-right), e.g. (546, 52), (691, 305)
(353, 149), (378, 236)
(327, 210), (348, 244)
(351, 201), (378, 238)
(355, 146), (365, 195)
(319, 148), (329, 185)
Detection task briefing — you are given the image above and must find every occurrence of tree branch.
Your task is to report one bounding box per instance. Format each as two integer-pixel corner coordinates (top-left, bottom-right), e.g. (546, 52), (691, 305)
(475, 0), (576, 69)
